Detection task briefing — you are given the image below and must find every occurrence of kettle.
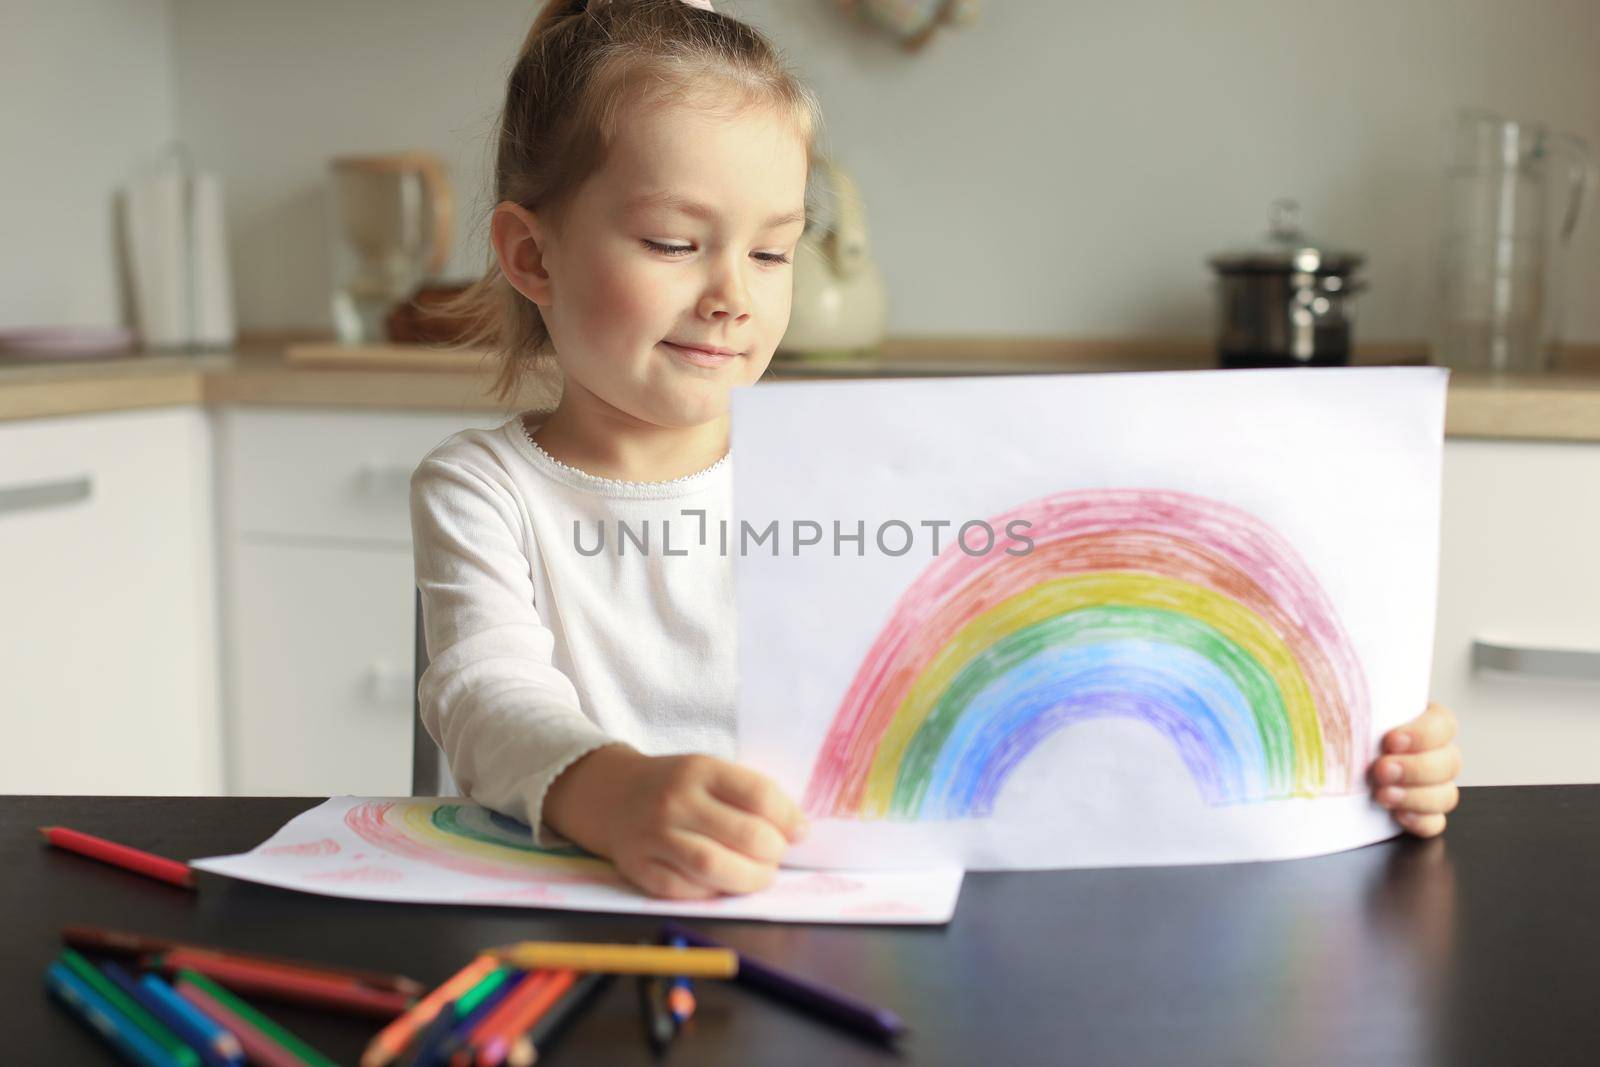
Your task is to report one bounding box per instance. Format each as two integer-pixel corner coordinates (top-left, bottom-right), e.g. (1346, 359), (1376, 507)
(776, 159), (888, 361)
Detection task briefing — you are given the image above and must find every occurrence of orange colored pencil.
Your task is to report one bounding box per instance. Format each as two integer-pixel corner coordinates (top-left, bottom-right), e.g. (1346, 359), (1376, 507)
(361, 954), (499, 1067)
(153, 948), (413, 1018)
(469, 970), (578, 1067)
(39, 826), (195, 889)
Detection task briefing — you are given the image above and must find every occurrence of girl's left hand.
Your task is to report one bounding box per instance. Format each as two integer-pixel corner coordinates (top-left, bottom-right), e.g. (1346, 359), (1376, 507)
(1371, 701), (1460, 837)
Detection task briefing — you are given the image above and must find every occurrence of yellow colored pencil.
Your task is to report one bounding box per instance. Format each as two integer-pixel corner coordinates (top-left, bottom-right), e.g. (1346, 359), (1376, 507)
(488, 941), (737, 979)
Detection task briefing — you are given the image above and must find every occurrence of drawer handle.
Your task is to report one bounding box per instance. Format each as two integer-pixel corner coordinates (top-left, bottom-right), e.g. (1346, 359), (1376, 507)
(0, 475), (92, 517)
(1472, 639), (1600, 682)
(365, 661), (415, 705)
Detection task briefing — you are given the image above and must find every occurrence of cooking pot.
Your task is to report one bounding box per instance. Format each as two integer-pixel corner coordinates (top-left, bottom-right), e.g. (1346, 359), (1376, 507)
(1207, 199), (1365, 368)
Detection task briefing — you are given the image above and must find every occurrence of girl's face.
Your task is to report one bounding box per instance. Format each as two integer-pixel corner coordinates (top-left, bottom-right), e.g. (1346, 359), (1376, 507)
(528, 100), (810, 430)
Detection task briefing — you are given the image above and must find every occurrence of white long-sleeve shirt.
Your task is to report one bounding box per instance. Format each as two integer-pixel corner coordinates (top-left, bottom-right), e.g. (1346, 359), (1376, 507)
(409, 413), (736, 845)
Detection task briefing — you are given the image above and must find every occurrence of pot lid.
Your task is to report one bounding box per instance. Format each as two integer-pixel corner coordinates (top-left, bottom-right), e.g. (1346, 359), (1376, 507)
(1208, 199), (1364, 274)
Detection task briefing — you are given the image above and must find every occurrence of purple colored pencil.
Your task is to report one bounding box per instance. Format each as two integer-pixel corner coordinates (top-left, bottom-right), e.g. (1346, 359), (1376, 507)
(658, 922), (905, 1042)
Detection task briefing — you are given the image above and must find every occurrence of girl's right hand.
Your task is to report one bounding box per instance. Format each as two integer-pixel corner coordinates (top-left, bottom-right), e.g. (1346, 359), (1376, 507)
(542, 744), (810, 899)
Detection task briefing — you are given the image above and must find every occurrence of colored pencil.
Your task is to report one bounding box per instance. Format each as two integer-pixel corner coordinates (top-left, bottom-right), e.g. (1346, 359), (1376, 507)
(57, 950), (200, 1067)
(663, 935), (696, 1026)
(455, 967), (514, 1015)
(488, 941), (736, 978)
(363, 954), (500, 1067)
(63, 923), (425, 997)
(175, 971), (339, 1067)
(46, 960), (184, 1067)
(138, 973), (246, 1067)
(172, 981), (308, 1067)
(100, 960), (233, 1067)
(659, 921), (906, 1042)
(636, 974), (677, 1055)
(470, 970), (575, 1067)
(397, 998), (458, 1067)
(153, 948), (413, 1018)
(430, 973), (521, 1067)
(513, 970), (614, 1067)
(39, 826), (195, 889)
(456, 971), (555, 1067)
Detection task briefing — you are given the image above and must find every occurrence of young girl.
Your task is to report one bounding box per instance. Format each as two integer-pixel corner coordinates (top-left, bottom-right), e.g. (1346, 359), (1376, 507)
(411, 0), (1462, 901)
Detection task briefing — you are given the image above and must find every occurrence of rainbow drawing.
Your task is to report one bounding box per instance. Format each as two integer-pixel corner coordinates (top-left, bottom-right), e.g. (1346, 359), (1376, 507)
(802, 488), (1369, 820)
(344, 800), (620, 886)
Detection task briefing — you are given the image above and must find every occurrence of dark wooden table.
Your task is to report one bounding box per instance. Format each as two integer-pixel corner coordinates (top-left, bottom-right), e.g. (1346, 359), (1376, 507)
(5, 788), (1597, 1066)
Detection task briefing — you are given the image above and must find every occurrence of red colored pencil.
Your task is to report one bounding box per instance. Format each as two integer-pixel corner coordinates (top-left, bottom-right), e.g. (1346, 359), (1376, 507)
(39, 826), (195, 889)
(468, 969), (578, 1067)
(61, 923), (425, 997)
(152, 948), (414, 1019)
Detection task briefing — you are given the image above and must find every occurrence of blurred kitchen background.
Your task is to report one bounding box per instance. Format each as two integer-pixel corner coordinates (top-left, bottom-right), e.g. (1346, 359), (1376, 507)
(2, 0), (1597, 797)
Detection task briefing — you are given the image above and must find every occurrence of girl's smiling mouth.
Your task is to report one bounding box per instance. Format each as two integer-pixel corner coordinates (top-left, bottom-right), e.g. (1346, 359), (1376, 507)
(661, 340), (743, 367)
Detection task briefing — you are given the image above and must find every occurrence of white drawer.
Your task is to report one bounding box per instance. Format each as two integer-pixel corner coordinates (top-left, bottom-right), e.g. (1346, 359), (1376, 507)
(219, 407), (510, 543)
(225, 539), (418, 796)
(1431, 439), (1600, 785)
(0, 408), (219, 793)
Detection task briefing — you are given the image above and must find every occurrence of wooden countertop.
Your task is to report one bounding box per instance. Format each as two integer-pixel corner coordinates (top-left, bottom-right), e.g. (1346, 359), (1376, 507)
(1, 342), (1598, 443)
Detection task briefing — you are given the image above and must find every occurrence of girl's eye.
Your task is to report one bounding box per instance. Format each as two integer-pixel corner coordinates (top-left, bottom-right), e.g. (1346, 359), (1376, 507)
(642, 240), (790, 265)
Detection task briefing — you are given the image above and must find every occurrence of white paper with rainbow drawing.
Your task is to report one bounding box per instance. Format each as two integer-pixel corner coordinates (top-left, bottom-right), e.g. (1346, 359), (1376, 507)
(192, 797), (964, 924)
(730, 367), (1448, 871)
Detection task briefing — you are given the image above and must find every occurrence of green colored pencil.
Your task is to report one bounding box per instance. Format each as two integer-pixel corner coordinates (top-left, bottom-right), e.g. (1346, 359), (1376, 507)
(176, 969), (339, 1067)
(454, 966), (514, 1017)
(59, 949), (200, 1067)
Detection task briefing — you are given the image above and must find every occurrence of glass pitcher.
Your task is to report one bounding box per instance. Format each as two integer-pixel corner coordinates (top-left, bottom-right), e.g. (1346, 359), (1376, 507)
(1435, 110), (1593, 373)
(329, 152), (454, 345)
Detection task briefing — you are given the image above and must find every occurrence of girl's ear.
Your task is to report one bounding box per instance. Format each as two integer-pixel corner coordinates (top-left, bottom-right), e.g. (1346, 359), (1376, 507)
(490, 201), (553, 306)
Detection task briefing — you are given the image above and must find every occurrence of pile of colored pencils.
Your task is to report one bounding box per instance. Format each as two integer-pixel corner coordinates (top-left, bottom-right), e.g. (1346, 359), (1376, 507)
(46, 924), (424, 1067)
(367, 932), (733, 1066)
(47, 922), (906, 1065)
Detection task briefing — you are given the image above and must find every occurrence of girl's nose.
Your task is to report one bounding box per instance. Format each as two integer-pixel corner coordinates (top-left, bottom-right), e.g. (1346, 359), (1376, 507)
(698, 260), (752, 322)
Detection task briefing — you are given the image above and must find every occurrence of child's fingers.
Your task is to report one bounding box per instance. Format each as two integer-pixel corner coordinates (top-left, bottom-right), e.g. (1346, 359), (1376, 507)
(1372, 744), (1461, 787)
(687, 797), (789, 864)
(1395, 811), (1448, 838)
(624, 857), (720, 901)
(705, 766), (809, 842)
(1375, 782), (1460, 815)
(1383, 701), (1457, 754)
(658, 829), (778, 896)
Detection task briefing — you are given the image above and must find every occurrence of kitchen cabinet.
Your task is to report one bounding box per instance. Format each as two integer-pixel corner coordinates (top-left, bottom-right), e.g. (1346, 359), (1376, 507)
(0, 408), (219, 793)
(1431, 438), (1600, 785)
(215, 407), (504, 795)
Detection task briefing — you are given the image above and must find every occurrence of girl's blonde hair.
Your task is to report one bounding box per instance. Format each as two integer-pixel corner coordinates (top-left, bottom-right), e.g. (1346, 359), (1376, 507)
(447, 0), (826, 403)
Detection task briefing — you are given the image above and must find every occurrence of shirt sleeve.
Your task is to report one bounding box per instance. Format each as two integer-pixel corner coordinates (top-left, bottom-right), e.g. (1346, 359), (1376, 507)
(410, 455), (620, 847)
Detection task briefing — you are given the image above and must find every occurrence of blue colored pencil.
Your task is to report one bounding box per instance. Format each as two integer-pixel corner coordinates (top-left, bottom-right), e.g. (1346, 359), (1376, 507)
(137, 972), (247, 1067)
(429, 979), (519, 1067)
(45, 960), (183, 1067)
(101, 963), (234, 1067)
(398, 997), (458, 1067)
(665, 934), (696, 1026)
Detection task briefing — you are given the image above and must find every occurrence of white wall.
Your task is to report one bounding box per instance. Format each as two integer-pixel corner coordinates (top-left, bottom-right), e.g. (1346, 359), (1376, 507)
(0, 0), (176, 330)
(14, 1), (1600, 343)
